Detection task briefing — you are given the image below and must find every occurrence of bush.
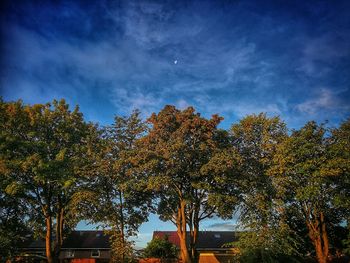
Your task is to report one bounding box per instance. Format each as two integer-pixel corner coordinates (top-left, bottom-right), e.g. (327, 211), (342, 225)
(143, 235), (178, 259)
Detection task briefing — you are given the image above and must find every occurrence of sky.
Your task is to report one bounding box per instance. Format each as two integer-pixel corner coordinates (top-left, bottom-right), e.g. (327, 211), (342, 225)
(1, 0), (350, 247)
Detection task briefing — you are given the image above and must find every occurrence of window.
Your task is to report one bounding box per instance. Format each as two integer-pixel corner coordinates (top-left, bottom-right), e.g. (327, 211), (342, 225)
(66, 250), (75, 258)
(91, 250), (100, 258)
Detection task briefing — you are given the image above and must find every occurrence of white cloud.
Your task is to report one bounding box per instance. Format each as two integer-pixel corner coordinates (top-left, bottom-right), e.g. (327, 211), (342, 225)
(233, 103), (282, 118)
(132, 232), (153, 248)
(175, 99), (190, 110)
(192, 93), (283, 119)
(112, 88), (163, 117)
(296, 88), (348, 115)
(2, 1), (274, 120)
(2, 23), (170, 111)
(205, 222), (236, 231)
(3, 20), (262, 118)
(297, 33), (350, 76)
(3, 2), (348, 130)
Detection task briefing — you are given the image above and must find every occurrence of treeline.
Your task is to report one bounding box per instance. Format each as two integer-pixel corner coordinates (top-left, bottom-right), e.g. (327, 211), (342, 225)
(0, 99), (349, 263)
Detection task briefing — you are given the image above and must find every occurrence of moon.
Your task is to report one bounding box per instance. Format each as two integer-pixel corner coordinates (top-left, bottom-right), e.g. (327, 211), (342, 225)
(174, 60), (178, 64)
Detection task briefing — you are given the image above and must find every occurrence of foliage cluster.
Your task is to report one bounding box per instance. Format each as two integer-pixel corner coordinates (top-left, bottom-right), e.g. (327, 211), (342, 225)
(0, 98), (349, 263)
(143, 235), (178, 259)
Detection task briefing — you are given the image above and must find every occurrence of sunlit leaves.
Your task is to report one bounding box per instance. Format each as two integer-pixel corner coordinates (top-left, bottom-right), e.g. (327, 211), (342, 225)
(0, 99), (93, 263)
(143, 236), (178, 259)
(1, 97), (349, 262)
(84, 110), (151, 262)
(268, 120), (350, 262)
(136, 105), (235, 262)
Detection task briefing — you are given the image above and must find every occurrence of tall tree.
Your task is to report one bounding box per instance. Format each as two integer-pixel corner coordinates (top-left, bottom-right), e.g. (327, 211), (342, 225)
(0, 99), (93, 263)
(228, 114), (303, 261)
(327, 119), (350, 223)
(230, 113), (287, 232)
(84, 110), (151, 262)
(0, 99), (29, 262)
(136, 106), (235, 263)
(0, 177), (29, 262)
(269, 121), (346, 263)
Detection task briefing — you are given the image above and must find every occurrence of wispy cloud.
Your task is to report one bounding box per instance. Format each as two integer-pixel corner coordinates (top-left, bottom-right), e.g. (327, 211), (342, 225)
(112, 88), (163, 117)
(206, 223), (237, 231)
(296, 88), (349, 115)
(132, 232), (153, 248)
(297, 33), (350, 76)
(1, 0), (349, 128)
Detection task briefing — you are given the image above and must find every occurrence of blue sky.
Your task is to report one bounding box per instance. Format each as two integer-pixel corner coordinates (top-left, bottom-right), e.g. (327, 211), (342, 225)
(1, 0), (350, 247)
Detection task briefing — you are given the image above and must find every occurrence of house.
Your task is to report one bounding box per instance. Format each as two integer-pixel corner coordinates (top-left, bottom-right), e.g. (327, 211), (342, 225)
(18, 231), (111, 263)
(18, 238), (47, 262)
(59, 231), (111, 263)
(152, 231), (239, 263)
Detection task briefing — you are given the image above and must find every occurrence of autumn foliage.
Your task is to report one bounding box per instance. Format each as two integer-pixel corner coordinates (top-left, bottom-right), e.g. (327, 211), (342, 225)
(1, 99), (349, 263)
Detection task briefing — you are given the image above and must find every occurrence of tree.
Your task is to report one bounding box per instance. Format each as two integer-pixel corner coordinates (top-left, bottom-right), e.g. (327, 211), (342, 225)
(0, 178), (30, 262)
(324, 119), (350, 257)
(0, 99), (93, 263)
(135, 106), (235, 263)
(233, 226), (303, 263)
(269, 121), (346, 263)
(230, 114), (287, 231)
(228, 114), (303, 261)
(0, 99), (29, 261)
(327, 119), (350, 221)
(83, 110), (151, 262)
(143, 235), (178, 261)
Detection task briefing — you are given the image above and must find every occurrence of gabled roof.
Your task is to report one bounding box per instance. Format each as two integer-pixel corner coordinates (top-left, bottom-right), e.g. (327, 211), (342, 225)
(153, 231), (181, 247)
(61, 231), (110, 249)
(153, 231), (238, 249)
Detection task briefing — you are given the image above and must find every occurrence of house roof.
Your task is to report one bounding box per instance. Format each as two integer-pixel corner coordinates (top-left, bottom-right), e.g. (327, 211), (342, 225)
(61, 231), (110, 249)
(153, 231), (181, 247)
(21, 231), (111, 250)
(21, 238), (46, 249)
(153, 231), (238, 249)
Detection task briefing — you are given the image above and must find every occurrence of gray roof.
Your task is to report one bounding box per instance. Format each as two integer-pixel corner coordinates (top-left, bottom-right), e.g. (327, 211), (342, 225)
(61, 231), (110, 249)
(196, 231), (238, 249)
(153, 231), (238, 249)
(21, 231), (111, 250)
(21, 239), (46, 249)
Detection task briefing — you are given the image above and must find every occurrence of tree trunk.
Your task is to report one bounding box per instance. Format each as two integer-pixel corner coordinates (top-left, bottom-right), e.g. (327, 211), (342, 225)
(55, 209), (61, 262)
(189, 206), (199, 263)
(314, 236), (327, 263)
(45, 216), (53, 263)
(119, 190), (125, 262)
(55, 206), (64, 263)
(59, 207), (64, 246)
(306, 214), (329, 263)
(189, 212), (194, 260)
(191, 221), (199, 263)
(177, 200), (192, 263)
(178, 230), (191, 263)
(320, 212), (329, 261)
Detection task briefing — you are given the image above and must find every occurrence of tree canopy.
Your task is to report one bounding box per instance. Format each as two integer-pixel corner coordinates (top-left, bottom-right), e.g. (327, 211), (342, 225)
(1, 98), (349, 263)
(135, 105), (238, 263)
(82, 110), (152, 262)
(269, 121), (349, 263)
(0, 99), (94, 263)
